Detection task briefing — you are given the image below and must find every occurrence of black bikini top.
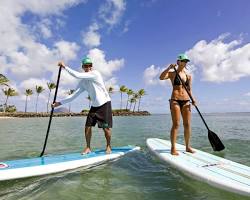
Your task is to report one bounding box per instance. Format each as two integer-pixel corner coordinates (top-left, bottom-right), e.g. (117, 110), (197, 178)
(173, 73), (189, 86)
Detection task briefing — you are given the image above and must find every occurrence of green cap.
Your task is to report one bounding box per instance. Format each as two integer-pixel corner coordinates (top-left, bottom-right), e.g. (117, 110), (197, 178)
(177, 54), (190, 62)
(82, 57), (92, 65)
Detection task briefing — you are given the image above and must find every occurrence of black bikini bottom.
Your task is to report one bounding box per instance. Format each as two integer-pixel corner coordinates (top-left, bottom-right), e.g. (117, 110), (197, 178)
(169, 99), (190, 110)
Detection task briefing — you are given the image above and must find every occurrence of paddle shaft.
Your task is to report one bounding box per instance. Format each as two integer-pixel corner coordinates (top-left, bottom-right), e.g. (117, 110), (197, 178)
(173, 67), (210, 131)
(40, 67), (62, 157)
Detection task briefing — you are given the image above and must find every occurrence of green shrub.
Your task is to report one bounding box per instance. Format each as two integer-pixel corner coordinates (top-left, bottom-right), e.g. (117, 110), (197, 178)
(5, 105), (17, 113)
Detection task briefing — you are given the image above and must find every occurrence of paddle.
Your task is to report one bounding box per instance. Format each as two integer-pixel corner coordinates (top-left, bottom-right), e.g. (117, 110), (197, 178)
(173, 67), (225, 151)
(40, 66), (62, 157)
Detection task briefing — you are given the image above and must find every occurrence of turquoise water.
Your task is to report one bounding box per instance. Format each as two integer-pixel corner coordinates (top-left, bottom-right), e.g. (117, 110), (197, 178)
(0, 113), (249, 200)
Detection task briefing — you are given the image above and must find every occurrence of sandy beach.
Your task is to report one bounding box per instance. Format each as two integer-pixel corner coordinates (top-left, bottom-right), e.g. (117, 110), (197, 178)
(0, 116), (15, 119)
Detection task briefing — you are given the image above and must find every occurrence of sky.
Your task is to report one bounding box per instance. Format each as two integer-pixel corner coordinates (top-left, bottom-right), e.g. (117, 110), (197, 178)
(1, 0), (250, 114)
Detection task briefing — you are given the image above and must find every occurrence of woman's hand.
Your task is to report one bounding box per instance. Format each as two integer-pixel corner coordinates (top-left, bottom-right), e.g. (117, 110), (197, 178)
(58, 61), (66, 68)
(192, 99), (197, 106)
(159, 64), (177, 80)
(51, 102), (61, 108)
(167, 63), (177, 70)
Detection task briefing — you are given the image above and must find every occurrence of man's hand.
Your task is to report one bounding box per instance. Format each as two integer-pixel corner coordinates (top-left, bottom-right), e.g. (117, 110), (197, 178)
(58, 61), (66, 68)
(51, 102), (61, 108)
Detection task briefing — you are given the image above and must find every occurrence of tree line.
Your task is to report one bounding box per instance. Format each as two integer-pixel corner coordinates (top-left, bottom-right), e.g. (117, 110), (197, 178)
(0, 74), (146, 113)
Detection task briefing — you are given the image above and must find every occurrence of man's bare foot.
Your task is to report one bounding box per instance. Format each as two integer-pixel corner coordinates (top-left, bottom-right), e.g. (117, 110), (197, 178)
(106, 145), (112, 154)
(81, 147), (91, 154)
(171, 147), (179, 156)
(186, 147), (195, 153)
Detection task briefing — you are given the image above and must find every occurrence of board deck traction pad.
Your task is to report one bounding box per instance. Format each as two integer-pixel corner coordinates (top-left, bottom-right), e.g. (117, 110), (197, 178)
(147, 138), (250, 196)
(0, 146), (138, 170)
(0, 146), (140, 181)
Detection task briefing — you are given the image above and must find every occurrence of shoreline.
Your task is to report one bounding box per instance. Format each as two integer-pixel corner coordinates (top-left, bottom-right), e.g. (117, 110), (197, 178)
(0, 116), (15, 119)
(0, 111), (151, 118)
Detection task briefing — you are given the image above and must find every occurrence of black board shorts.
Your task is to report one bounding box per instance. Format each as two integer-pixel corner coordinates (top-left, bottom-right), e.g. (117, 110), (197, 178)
(85, 101), (113, 128)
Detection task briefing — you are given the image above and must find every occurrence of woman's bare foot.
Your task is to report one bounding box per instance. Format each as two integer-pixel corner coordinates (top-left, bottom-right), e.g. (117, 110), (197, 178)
(186, 146), (195, 153)
(171, 147), (179, 156)
(106, 145), (112, 154)
(81, 147), (91, 154)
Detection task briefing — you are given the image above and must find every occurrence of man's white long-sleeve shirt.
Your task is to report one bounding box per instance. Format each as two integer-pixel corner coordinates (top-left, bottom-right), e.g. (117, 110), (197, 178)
(60, 66), (111, 107)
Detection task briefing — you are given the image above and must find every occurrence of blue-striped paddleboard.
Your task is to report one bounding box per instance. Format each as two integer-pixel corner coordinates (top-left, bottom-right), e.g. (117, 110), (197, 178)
(0, 146), (140, 181)
(146, 138), (250, 197)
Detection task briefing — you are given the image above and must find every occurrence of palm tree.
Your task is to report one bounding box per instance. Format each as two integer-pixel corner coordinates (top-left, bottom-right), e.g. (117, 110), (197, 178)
(67, 89), (75, 113)
(132, 93), (139, 112)
(2, 87), (18, 112)
(25, 89), (33, 113)
(119, 85), (127, 110)
(137, 89), (146, 112)
(47, 82), (56, 112)
(86, 95), (91, 108)
(0, 74), (9, 86)
(126, 89), (133, 110)
(0, 74), (9, 111)
(129, 97), (136, 111)
(108, 86), (114, 96)
(35, 85), (45, 113)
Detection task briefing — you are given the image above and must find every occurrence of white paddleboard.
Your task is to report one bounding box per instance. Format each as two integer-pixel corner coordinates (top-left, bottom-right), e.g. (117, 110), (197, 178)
(146, 138), (250, 197)
(0, 146), (140, 181)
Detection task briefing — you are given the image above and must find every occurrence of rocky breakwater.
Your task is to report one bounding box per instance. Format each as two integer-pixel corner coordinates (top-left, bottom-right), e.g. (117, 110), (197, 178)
(0, 110), (151, 118)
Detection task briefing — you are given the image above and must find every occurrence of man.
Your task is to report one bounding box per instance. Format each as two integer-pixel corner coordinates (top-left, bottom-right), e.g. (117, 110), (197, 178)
(52, 57), (112, 154)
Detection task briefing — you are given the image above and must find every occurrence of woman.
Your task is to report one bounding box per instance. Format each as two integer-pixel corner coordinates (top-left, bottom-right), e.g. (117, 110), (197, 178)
(159, 54), (196, 155)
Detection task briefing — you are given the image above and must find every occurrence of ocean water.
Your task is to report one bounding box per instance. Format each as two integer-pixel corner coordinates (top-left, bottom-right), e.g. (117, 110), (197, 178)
(0, 113), (249, 200)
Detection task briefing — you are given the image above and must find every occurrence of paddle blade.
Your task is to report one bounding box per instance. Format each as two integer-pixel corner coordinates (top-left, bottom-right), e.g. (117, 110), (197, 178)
(208, 130), (225, 151)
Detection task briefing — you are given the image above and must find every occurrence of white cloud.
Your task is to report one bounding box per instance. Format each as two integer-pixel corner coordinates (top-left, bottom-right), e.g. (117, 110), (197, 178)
(98, 0), (126, 27)
(82, 0), (127, 48)
(57, 88), (74, 99)
(244, 92), (250, 97)
(122, 20), (130, 33)
(20, 78), (48, 90)
(0, 0), (84, 78)
(18, 78), (49, 104)
(10, 0), (86, 16)
(5, 40), (80, 80)
(0, 56), (8, 74)
(238, 100), (250, 106)
(186, 34), (250, 83)
(143, 65), (167, 86)
(82, 23), (101, 48)
(87, 48), (124, 78)
(0, 0), (127, 112)
(143, 62), (195, 87)
(55, 48), (124, 97)
(37, 18), (52, 39)
(54, 41), (80, 61)
(105, 77), (119, 92)
(59, 70), (79, 86)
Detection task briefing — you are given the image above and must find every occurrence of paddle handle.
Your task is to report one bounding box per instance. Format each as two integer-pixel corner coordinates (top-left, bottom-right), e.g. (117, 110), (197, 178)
(40, 66), (62, 157)
(173, 67), (210, 131)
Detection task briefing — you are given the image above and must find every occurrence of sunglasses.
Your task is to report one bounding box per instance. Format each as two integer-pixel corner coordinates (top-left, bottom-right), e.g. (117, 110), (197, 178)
(180, 60), (188, 63)
(82, 64), (92, 68)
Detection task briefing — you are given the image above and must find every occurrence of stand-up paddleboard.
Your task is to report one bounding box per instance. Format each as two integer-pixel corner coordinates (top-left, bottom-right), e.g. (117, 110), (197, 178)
(0, 146), (140, 181)
(146, 138), (250, 197)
